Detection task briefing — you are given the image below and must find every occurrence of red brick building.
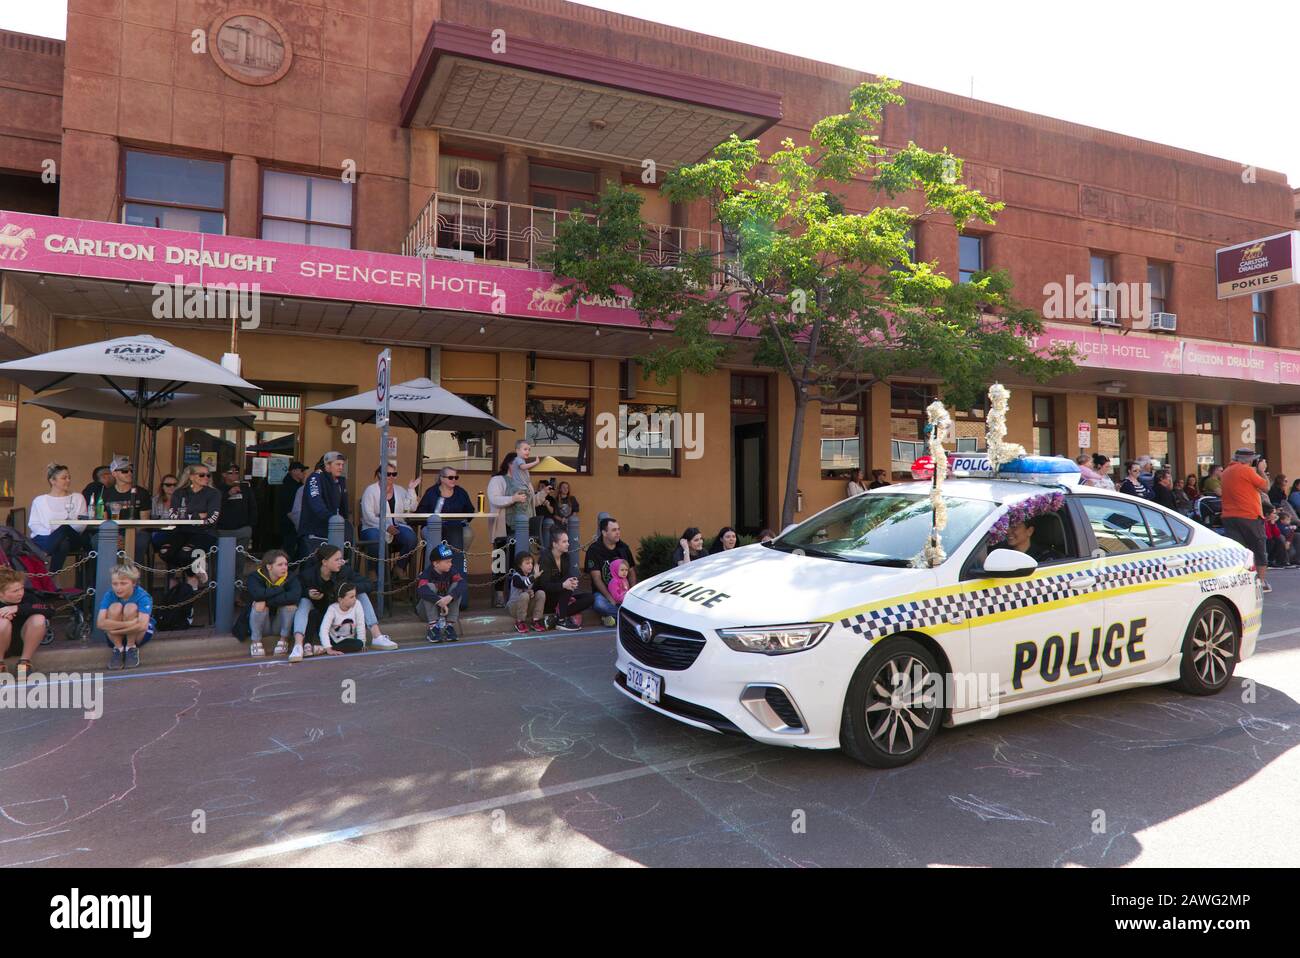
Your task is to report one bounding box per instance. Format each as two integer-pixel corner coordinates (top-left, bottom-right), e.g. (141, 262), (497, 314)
(0, 0), (1297, 548)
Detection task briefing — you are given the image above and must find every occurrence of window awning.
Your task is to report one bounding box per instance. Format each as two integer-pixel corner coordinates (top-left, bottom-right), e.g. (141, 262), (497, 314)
(400, 21), (783, 168)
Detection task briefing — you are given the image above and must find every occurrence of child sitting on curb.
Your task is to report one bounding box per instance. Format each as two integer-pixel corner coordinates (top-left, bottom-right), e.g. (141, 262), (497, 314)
(96, 562), (154, 671)
(0, 567), (50, 681)
(317, 581), (367, 655)
(507, 552), (546, 633)
(417, 542), (467, 644)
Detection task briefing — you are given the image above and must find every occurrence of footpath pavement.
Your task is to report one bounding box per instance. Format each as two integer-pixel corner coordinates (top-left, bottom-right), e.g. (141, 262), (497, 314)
(25, 601), (543, 674)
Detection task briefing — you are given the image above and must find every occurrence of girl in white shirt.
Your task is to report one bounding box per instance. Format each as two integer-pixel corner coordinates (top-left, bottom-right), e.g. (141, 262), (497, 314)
(29, 462), (88, 573)
(317, 581), (367, 654)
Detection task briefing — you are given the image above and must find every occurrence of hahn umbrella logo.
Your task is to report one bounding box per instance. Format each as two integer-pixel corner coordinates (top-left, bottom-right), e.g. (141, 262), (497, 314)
(0, 224), (36, 262)
(104, 342), (166, 364)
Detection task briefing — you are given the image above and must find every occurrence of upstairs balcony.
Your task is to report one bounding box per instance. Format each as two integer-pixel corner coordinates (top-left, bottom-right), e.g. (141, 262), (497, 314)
(403, 191), (732, 288)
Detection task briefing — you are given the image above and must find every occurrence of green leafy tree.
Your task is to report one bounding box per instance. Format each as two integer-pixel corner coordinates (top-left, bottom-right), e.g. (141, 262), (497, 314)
(546, 79), (1076, 527)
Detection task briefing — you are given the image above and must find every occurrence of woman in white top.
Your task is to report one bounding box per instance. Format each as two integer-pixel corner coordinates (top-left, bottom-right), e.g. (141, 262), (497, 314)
(846, 469), (868, 498)
(487, 451), (529, 607)
(359, 465), (421, 575)
(29, 462), (88, 573)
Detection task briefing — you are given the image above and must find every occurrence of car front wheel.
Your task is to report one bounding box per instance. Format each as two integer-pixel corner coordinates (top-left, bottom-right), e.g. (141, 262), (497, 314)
(840, 637), (942, 768)
(1174, 600), (1238, 696)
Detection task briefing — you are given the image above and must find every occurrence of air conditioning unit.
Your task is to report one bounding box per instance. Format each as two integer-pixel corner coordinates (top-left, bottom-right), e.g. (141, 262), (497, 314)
(435, 247), (475, 263)
(1090, 306), (1120, 328)
(1150, 311), (1177, 332)
(455, 167), (482, 193)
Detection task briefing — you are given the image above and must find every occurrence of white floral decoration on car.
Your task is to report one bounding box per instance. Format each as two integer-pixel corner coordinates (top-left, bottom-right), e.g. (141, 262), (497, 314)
(917, 399), (952, 568)
(985, 383), (1025, 474)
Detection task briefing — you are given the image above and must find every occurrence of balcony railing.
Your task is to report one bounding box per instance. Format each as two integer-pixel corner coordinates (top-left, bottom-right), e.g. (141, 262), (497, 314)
(403, 192), (730, 287)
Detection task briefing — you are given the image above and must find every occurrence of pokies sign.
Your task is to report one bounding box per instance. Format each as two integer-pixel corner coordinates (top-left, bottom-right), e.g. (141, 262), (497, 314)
(1215, 231), (1299, 300)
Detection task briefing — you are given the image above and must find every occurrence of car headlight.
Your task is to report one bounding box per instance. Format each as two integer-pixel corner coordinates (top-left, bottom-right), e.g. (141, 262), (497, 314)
(716, 623), (830, 655)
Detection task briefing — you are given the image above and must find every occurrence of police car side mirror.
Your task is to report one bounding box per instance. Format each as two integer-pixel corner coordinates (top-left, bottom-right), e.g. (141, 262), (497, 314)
(984, 548), (1038, 577)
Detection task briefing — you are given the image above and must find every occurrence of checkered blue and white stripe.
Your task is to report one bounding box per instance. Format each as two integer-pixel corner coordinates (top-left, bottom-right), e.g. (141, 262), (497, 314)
(838, 546), (1245, 643)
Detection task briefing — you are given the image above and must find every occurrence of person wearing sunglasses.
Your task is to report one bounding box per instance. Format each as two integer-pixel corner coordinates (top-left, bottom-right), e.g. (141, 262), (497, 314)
(102, 455), (152, 522)
(216, 462), (258, 535)
(416, 466), (475, 602)
(360, 463), (421, 577)
(156, 464), (221, 569)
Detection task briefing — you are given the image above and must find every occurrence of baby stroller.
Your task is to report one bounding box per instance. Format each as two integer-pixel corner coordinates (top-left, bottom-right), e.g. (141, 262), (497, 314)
(0, 526), (91, 644)
(1194, 495), (1223, 529)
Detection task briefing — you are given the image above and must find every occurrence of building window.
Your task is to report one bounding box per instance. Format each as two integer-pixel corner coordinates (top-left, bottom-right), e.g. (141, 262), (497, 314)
(891, 383), (936, 478)
(1195, 405), (1222, 478)
(0, 379), (15, 503)
(958, 234), (984, 283)
(1147, 401), (1179, 473)
(1032, 394), (1055, 456)
(618, 402), (679, 477)
(422, 395), (496, 473)
(525, 398), (589, 473)
(123, 150), (226, 234)
(261, 170), (353, 249)
(951, 395), (987, 452)
(1090, 253), (1113, 314)
(1148, 261), (1171, 314)
(1252, 292), (1270, 345)
(730, 375), (768, 410)
(820, 400), (862, 479)
(1096, 397), (1129, 479)
(530, 164), (598, 214)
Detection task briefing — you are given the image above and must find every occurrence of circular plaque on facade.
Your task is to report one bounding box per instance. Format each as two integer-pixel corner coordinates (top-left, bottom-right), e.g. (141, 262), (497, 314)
(208, 10), (293, 86)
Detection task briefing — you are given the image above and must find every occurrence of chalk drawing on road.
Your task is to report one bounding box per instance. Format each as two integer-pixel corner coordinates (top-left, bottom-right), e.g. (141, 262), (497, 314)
(0, 794), (70, 826)
(949, 794), (1052, 825)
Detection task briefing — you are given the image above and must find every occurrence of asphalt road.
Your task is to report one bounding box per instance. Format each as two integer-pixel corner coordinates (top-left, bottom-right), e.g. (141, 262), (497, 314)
(3, 580), (1300, 868)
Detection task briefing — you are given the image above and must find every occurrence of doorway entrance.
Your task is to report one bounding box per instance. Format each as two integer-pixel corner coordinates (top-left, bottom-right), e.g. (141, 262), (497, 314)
(731, 374), (769, 535)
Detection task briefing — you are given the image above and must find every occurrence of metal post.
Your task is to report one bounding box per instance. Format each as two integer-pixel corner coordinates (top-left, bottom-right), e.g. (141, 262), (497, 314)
(512, 510), (530, 568)
(328, 513), (346, 549)
(424, 515), (443, 565)
(566, 514), (581, 578)
(215, 530), (240, 633)
(92, 519), (119, 643)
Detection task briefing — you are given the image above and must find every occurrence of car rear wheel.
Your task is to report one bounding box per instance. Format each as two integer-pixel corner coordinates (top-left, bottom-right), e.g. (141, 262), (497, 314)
(1174, 600), (1238, 696)
(840, 637), (942, 768)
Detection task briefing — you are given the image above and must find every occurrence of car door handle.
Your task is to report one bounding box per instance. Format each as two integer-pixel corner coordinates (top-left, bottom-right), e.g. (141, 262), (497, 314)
(1164, 556), (1186, 570)
(1068, 575), (1097, 590)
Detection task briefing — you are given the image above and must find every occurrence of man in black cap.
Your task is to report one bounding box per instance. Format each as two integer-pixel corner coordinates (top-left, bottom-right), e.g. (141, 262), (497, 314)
(101, 456), (151, 521)
(278, 460), (307, 556)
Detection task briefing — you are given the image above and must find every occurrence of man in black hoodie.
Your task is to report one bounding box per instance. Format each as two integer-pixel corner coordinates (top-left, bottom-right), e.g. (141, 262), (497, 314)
(217, 463), (258, 534)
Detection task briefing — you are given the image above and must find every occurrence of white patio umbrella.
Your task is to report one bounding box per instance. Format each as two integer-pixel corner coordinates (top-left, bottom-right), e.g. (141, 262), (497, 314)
(309, 378), (512, 437)
(24, 388), (257, 491)
(0, 334), (261, 485)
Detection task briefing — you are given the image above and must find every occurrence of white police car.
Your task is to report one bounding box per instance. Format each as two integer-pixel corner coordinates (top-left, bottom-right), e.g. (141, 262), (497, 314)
(614, 456), (1261, 767)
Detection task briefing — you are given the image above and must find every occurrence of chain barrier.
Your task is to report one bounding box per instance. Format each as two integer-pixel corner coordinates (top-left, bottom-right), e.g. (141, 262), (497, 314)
(152, 581), (216, 611)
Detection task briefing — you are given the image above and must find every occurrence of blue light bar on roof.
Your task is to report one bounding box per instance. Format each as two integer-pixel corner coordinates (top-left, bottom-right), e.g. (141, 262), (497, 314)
(943, 454), (1082, 486)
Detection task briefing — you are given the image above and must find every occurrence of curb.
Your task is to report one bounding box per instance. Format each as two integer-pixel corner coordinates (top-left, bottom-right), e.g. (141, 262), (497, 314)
(16, 608), (582, 674)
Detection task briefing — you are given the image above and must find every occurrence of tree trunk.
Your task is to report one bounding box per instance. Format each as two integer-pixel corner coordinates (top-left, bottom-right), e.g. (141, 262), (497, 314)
(781, 385), (807, 529)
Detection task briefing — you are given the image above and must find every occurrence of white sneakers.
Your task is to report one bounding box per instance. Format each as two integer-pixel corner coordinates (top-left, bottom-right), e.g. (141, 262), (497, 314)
(370, 634), (398, 650)
(288, 643), (304, 662)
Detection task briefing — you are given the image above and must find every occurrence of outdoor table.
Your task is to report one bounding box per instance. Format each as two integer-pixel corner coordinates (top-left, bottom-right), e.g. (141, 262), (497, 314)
(65, 518), (206, 567)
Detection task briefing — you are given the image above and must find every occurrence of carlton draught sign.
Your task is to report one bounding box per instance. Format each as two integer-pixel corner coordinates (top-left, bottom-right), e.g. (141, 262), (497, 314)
(1215, 231), (1299, 299)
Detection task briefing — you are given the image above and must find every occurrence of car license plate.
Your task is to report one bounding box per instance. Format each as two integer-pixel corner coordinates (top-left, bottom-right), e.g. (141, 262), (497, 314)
(626, 664), (662, 704)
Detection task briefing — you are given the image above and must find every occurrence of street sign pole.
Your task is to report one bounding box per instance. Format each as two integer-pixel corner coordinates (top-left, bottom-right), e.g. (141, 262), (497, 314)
(376, 348), (391, 619)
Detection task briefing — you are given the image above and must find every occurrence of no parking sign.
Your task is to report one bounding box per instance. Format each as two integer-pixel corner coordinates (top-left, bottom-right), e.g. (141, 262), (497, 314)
(376, 349), (391, 428)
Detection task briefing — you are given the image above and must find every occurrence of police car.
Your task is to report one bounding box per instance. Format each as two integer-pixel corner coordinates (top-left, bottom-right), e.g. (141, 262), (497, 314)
(614, 455), (1261, 767)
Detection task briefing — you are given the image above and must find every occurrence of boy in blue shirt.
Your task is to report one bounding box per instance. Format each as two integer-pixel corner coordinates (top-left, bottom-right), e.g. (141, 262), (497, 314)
(96, 563), (154, 670)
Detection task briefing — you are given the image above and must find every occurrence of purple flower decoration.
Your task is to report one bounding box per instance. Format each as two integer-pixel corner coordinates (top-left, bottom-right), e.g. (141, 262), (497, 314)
(987, 492), (1065, 543)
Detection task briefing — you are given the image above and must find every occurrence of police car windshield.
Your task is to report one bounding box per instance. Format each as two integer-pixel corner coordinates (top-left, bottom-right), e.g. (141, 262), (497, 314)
(774, 493), (995, 565)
